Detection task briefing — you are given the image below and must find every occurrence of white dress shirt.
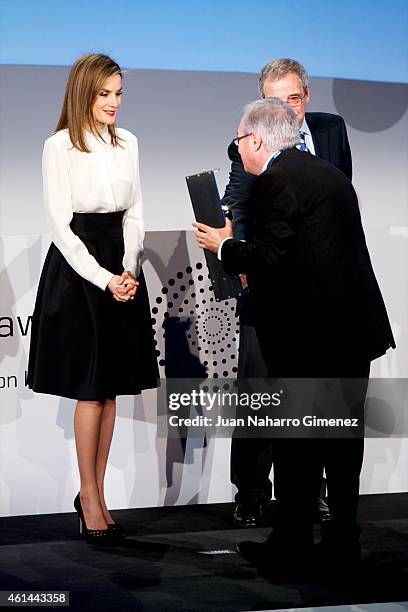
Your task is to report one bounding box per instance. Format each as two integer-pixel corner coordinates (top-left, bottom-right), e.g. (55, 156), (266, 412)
(300, 118), (316, 155)
(42, 127), (144, 290)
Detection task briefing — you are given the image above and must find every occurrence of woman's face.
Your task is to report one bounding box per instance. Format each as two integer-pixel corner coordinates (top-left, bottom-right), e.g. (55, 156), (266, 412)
(92, 73), (122, 130)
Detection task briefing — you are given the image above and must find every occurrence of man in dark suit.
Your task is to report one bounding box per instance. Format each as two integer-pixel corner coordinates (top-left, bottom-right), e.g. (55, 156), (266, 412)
(223, 58), (353, 527)
(194, 98), (395, 568)
(224, 57), (352, 242)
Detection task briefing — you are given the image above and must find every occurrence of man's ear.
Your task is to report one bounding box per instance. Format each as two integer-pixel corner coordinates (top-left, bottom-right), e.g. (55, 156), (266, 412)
(252, 132), (263, 152)
(305, 86), (311, 104)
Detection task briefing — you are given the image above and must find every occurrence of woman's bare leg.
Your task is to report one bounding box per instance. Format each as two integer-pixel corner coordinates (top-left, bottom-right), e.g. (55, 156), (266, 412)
(74, 400), (108, 530)
(96, 399), (116, 524)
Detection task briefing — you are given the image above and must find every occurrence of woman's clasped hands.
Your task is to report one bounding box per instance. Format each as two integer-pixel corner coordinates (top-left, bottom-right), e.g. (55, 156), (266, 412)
(108, 271), (139, 302)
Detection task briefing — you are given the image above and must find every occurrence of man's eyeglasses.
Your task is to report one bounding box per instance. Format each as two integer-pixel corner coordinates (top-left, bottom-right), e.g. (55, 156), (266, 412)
(283, 94), (306, 107)
(233, 133), (252, 147)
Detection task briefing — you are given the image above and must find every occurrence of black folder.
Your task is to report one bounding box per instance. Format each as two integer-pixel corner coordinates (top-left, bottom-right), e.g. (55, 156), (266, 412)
(186, 170), (242, 302)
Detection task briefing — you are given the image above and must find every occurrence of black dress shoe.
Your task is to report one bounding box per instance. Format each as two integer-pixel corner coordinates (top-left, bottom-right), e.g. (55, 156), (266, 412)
(315, 540), (361, 577)
(237, 538), (314, 576)
(318, 524), (362, 567)
(260, 499), (276, 525)
(236, 540), (270, 565)
(233, 503), (262, 527)
(314, 496), (331, 524)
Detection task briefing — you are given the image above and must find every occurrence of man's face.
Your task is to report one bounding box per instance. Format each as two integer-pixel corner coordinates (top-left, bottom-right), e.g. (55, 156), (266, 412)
(236, 119), (259, 175)
(262, 72), (309, 126)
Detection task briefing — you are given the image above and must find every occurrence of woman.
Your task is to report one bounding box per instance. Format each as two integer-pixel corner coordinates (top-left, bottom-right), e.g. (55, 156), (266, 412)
(27, 54), (158, 543)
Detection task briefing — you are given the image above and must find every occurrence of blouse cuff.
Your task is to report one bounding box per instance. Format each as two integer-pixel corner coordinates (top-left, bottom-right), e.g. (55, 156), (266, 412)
(94, 268), (115, 291)
(123, 249), (143, 279)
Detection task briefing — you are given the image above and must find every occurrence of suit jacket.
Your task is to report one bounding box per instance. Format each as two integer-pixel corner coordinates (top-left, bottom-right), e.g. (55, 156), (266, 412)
(221, 148), (395, 373)
(222, 112), (352, 240)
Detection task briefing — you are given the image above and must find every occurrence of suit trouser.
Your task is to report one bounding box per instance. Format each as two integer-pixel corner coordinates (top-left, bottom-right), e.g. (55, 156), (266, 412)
(269, 430), (366, 541)
(263, 356), (370, 543)
(231, 318), (368, 528)
(230, 321), (327, 506)
(230, 322), (273, 505)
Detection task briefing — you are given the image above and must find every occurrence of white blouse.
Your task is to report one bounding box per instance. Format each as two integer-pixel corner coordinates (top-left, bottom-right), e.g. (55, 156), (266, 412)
(42, 127), (144, 291)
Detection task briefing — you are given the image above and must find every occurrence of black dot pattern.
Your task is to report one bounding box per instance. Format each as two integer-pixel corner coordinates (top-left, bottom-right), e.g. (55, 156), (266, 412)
(151, 262), (239, 377)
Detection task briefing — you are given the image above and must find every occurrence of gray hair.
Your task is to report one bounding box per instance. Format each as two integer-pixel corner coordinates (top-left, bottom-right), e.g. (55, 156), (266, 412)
(259, 58), (309, 98)
(241, 98), (300, 152)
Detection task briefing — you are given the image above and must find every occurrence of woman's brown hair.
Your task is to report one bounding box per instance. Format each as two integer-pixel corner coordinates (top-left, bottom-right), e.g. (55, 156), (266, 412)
(55, 54), (122, 152)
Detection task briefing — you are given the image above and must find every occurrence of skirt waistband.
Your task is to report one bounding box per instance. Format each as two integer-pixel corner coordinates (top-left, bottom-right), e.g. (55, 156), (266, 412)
(70, 211), (125, 240)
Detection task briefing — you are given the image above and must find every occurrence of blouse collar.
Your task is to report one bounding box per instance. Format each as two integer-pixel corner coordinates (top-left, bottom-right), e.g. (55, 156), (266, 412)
(85, 128), (110, 145)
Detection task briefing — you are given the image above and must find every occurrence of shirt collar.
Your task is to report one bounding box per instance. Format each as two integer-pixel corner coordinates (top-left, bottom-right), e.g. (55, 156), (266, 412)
(300, 117), (310, 136)
(86, 127), (109, 141)
(261, 149), (280, 173)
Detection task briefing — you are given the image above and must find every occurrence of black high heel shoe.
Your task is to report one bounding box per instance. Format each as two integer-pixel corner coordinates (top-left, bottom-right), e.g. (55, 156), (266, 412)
(74, 493), (117, 544)
(107, 522), (126, 537)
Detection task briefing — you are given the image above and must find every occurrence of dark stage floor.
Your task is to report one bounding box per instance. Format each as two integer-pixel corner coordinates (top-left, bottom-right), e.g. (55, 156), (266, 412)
(0, 493), (407, 611)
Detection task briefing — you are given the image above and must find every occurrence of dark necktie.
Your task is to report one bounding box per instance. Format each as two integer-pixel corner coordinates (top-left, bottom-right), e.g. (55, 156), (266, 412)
(298, 131), (309, 152)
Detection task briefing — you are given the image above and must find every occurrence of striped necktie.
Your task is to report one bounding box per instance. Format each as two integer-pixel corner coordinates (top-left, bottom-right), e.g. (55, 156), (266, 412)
(298, 131), (309, 152)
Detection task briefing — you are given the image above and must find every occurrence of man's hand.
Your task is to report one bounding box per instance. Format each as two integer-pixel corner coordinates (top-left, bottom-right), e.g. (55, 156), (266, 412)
(240, 274), (248, 290)
(108, 271), (139, 302)
(193, 218), (233, 254)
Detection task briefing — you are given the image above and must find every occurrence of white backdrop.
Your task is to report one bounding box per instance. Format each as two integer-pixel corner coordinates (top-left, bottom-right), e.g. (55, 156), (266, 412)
(1, 67), (407, 516)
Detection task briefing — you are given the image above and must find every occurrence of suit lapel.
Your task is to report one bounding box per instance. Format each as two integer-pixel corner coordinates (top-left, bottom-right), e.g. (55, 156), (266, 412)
(305, 113), (326, 161)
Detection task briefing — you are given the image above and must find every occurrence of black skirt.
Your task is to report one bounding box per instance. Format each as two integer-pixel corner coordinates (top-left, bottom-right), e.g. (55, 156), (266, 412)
(27, 211), (158, 401)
